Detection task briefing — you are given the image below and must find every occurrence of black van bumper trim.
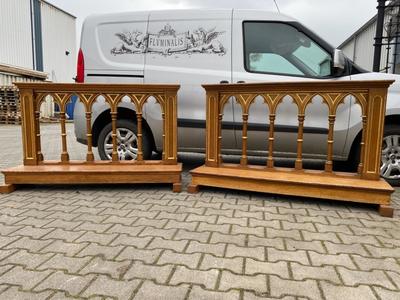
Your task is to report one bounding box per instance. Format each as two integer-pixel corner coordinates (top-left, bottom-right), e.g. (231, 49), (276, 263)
(87, 73), (144, 79)
(178, 118), (328, 134)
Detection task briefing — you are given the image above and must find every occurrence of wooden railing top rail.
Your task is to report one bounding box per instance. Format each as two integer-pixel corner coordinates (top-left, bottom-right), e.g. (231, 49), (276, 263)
(202, 80), (395, 92)
(15, 82), (180, 93)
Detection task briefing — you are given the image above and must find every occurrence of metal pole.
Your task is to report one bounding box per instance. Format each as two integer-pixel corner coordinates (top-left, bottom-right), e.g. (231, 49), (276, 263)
(393, 12), (400, 73)
(385, 19), (392, 73)
(394, 36), (399, 73)
(373, 0), (386, 72)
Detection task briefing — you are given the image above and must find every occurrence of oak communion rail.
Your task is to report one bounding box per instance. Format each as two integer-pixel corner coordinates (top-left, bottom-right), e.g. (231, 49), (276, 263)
(188, 80), (396, 217)
(0, 83), (182, 193)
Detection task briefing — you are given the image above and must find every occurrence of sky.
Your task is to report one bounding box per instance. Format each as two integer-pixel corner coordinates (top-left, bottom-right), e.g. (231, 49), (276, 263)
(46, 0), (379, 47)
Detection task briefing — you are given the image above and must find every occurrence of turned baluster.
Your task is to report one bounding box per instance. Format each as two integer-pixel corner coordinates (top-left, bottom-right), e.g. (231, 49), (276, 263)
(34, 110), (43, 162)
(358, 115), (367, 174)
(59, 108), (69, 163)
(85, 110), (94, 162)
(325, 114), (336, 172)
(110, 111), (118, 162)
(267, 114), (276, 168)
(240, 113), (249, 166)
(218, 113), (223, 165)
(161, 112), (166, 161)
(136, 112), (144, 162)
(295, 114), (305, 170)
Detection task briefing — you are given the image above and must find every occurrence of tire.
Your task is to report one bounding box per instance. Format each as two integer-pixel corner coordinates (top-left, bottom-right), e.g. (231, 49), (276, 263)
(97, 119), (152, 161)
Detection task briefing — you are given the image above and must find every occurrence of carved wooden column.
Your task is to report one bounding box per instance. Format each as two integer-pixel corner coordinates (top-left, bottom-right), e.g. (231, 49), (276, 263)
(358, 115), (368, 174)
(361, 88), (388, 180)
(240, 113), (249, 166)
(267, 113), (276, 168)
(325, 114), (336, 172)
(136, 112), (144, 162)
(60, 107), (69, 163)
(110, 110), (118, 162)
(295, 114), (305, 170)
(161, 112), (166, 161)
(204, 90), (220, 167)
(85, 110), (94, 162)
(217, 113), (223, 165)
(34, 109), (43, 162)
(19, 88), (38, 166)
(164, 91), (178, 164)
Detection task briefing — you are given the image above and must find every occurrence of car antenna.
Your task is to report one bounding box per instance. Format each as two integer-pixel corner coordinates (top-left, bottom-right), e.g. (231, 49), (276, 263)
(273, 0), (281, 13)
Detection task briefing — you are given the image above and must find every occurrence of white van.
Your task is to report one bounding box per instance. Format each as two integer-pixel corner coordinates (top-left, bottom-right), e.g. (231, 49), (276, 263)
(74, 9), (400, 184)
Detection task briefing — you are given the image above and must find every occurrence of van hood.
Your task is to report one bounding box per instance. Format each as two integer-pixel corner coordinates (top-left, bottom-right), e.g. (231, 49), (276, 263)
(350, 72), (400, 91)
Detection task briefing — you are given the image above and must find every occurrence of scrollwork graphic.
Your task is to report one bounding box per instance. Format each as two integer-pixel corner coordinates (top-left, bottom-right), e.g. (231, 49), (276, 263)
(111, 24), (226, 56)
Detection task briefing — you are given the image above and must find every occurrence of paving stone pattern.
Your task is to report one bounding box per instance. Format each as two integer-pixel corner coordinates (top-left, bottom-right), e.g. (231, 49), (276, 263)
(0, 124), (399, 299)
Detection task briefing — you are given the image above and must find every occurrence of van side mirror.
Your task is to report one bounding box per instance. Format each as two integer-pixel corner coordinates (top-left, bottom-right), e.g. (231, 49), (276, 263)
(333, 49), (345, 71)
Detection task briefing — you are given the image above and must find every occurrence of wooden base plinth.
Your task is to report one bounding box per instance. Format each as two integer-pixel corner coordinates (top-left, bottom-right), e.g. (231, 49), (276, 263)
(2, 163), (182, 192)
(187, 184), (199, 194)
(0, 184), (16, 194)
(190, 165), (394, 217)
(172, 183), (182, 193)
(379, 205), (394, 217)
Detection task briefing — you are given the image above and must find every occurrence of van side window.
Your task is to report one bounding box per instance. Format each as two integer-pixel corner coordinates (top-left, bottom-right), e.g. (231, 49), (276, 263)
(244, 22), (332, 78)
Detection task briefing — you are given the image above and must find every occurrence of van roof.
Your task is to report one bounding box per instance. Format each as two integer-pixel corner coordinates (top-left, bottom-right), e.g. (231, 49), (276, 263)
(85, 8), (297, 23)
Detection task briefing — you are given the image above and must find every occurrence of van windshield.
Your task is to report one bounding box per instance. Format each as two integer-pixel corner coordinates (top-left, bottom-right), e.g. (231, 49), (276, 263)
(244, 22), (333, 78)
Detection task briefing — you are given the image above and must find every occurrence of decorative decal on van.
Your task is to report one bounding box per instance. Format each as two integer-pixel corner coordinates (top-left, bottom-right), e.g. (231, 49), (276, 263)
(111, 24), (226, 56)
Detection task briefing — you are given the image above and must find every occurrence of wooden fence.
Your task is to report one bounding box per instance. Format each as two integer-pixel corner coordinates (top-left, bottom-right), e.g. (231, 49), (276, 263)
(188, 80), (395, 217)
(0, 83), (182, 193)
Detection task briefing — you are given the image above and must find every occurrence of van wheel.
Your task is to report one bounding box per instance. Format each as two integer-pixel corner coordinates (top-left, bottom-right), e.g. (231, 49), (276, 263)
(346, 124), (400, 186)
(98, 119), (152, 161)
(380, 124), (400, 186)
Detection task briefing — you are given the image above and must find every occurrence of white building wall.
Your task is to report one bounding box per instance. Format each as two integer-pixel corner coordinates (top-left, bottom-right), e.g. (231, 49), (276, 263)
(340, 7), (398, 73)
(341, 40), (355, 61)
(0, 1), (76, 118)
(0, 0), (34, 69)
(341, 22), (376, 72)
(41, 1), (76, 83)
(354, 22), (376, 71)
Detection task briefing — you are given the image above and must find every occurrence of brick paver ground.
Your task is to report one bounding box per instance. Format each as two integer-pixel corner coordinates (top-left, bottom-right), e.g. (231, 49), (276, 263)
(0, 123), (399, 300)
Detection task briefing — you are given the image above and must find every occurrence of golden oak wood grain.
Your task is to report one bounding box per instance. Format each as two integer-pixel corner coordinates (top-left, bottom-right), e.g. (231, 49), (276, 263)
(0, 83), (182, 193)
(190, 80), (395, 217)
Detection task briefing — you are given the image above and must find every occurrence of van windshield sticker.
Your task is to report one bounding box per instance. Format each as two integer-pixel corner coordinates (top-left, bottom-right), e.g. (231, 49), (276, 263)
(111, 24), (226, 56)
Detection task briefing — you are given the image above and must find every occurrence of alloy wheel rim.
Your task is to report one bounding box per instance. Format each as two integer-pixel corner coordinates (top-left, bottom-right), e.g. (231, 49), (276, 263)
(104, 128), (138, 160)
(381, 134), (400, 180)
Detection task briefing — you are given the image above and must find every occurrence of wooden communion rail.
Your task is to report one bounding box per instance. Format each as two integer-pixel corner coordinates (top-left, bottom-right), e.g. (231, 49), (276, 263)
(188, 80), (395, 217)
(0, 83), (182, 193)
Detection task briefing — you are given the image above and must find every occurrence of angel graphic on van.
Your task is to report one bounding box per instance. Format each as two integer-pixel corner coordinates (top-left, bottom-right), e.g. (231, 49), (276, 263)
(111, 25), (226, 56)
(111, 30), (147, 54)
(188, 27), (226, 54)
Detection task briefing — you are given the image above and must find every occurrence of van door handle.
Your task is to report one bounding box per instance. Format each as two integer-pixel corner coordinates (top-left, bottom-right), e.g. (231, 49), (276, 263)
(220, 80), (229, 84)
(237, 81), (245, 83)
